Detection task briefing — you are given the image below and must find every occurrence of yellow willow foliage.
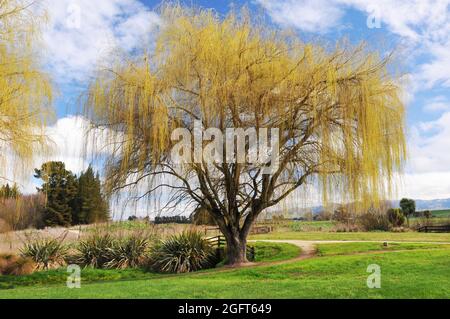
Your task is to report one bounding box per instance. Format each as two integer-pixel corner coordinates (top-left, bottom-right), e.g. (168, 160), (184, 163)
(0, 0), (53, 179)
(86, 5), (406, 208)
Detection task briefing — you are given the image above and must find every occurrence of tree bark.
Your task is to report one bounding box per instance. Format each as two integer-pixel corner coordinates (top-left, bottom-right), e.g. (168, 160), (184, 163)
(205, 196), (262, 266)
(218, 212), (259, 266)
(224, 230), (248, 265)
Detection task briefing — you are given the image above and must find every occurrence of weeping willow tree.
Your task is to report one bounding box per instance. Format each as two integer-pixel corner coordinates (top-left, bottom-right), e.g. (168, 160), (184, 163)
(86, 6), (406, 265)
(0, 0), (53, 181)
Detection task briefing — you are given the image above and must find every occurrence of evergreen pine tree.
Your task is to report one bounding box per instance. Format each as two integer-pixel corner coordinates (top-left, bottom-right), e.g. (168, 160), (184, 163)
(72, 166), (109, 224)
(34, 162), (77, 227)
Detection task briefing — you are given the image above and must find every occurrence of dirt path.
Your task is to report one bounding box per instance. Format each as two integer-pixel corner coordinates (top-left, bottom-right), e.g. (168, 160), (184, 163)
(249, 239), (450, 264)
(150, 239), (450, 281)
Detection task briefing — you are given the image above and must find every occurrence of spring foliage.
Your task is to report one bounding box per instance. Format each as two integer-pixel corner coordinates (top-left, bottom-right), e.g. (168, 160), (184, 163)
(0, 0), (53, 179)
(86, 6), (406, 210)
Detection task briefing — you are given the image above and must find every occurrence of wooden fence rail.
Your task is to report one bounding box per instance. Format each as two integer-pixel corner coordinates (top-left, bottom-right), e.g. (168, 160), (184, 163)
(206, 235), (255, 261)
(207, 235), (226, 248)
(417, 225), (450, 233)
(204, 226), (273, 235)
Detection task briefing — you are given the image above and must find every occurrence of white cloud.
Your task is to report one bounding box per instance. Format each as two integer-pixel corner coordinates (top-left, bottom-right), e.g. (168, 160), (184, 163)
(258, 0), (450, 41)
(418, 41), (450, 88)
(41, 0), (161, 83)
(423, 96), (450, 112)
(257, 0), (450, 90)
(408, 112), (450, 174)
(2, 116), (109, 194)
(400, 172), (450, 200)
(256, 0), (345, 33)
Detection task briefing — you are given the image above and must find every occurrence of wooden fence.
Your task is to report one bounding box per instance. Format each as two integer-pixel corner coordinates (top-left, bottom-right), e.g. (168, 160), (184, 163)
(204, 225), (273, 235)
(417, 224), (450, 233)
(206, 235), (255, 261)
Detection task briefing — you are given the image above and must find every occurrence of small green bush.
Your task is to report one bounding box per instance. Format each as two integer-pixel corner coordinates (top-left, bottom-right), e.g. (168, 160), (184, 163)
(70, 233), (152, 269)
(147, 231), (214, 273)
(358, 211), (390, 231)
(71, 233), (115, 268)
(20, 239), (68, 270)
(387, 208), (405, 227)
(104, 236), (150, 269)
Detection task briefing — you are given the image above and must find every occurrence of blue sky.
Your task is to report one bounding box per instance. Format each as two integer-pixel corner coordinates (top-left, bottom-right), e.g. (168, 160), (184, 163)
(15, 0), (450, 201)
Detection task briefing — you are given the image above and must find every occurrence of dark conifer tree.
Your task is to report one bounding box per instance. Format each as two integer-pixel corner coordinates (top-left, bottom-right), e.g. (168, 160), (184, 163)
(34, 162), (77, 227)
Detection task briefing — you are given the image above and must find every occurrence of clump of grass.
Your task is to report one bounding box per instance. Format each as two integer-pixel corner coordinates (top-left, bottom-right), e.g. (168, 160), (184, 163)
(104, 236), (150, 269)
(71, 233), (115, 268)
(0, 254), (36, 276)
(20, 239), (67, 270)
(147, 230), (215, 273)
(70, 233), (152, 269)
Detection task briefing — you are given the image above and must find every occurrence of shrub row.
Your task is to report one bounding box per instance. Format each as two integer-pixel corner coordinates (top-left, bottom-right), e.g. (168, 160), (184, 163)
(154, 216), (191, 224)
(9, 230), (215, 276)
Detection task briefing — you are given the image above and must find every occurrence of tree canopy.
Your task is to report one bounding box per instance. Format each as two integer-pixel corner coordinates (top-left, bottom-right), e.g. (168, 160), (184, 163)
(0, 0), (53, 180)
(34, 162), (109, 227)
(85, 5), (407, 264)
(34, 162), (77, 227)
(399, 198), (415, 225)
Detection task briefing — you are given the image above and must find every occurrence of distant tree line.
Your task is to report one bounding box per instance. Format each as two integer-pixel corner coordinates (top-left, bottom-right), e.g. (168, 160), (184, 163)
(279, 197), (437, 232)
(0, 187), (45, 232)
(127, 211), (213, 225)
(34, 161), (109, 227)
(154, 215), (191, 224)
(0, 183), (21, 200)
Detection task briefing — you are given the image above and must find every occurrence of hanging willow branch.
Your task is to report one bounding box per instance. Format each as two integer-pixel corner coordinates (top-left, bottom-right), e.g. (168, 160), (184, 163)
(0, 0), (53, 179)
(85, 5), (407, 264)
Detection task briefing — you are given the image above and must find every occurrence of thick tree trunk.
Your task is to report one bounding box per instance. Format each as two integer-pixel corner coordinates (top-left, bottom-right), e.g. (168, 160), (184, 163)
(224, 232), (248, 265)
(207, 204), (260, 266)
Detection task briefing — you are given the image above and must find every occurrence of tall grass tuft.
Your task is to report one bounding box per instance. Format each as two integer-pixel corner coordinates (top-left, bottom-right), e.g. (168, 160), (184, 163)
(72, 233), (115, 268)
(20, 239), (68, 270)
(104, 236), (150, 269)
(71, 233), (152, 269)
(147, 230), (214, 273)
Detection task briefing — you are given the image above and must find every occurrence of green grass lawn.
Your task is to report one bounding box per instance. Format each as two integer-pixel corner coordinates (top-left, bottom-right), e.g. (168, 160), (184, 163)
(0, 268), (155, 290)
(0, 242), (299, 291)
(316, 242), (450, 256)
(288, 221), (336, 232)
(250, 231), (450, 242)
(430, 209), (450, 218)
(252, 242), (300, 262)
(0, 247), (449, 299)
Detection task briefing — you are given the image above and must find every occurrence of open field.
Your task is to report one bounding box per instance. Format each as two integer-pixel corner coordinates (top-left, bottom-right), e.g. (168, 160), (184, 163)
(0, 242), (300, 291)
(250, 231), (450, 242)
(430, 209), (450, 218)
(1, 243), (449, 299)
(316, 242), (450, 256)
(1, 220), (449, 299)
(3, 221), (450, 255)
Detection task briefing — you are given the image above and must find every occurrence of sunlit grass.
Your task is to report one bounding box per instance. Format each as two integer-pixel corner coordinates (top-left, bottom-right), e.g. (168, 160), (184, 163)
(1, 248), (448, 299)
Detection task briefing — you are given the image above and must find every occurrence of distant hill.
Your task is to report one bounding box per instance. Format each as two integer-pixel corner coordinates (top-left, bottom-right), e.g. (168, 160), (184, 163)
(408, 198), (450, 211)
